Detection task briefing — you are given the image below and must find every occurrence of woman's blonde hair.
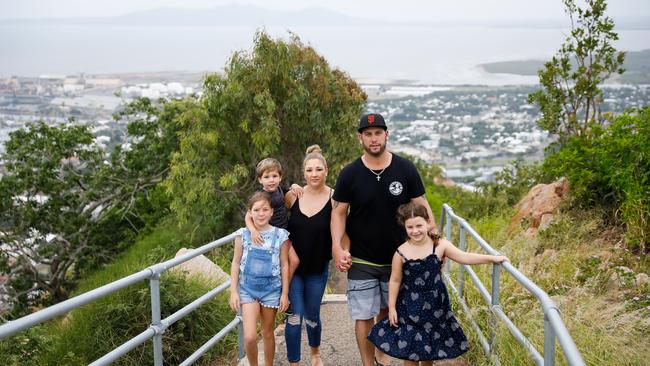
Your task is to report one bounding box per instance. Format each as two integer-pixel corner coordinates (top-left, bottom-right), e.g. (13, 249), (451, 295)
(303, 144), (327, 169)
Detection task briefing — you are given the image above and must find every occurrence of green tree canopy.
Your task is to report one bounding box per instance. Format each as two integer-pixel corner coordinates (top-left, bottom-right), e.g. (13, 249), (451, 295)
(528, 0), (625, 142)
(166, 31), (366, 237)
(0, 122), (113, 309)
(0, 97), (183, 315)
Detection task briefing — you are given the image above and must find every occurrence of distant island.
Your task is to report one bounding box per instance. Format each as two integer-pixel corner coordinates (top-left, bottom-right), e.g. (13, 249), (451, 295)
(480, 49), (650, 84)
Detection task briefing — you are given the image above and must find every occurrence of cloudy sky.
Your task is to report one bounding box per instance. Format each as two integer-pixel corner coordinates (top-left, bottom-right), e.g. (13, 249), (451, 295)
(2, 0), (649, 21)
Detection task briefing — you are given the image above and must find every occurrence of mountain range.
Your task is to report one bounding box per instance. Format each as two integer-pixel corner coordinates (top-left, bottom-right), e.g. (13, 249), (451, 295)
(2, 5), (649, 29)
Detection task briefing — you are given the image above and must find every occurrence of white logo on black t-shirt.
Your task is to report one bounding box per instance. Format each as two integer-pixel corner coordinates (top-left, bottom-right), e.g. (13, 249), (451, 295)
(389, 181), (403, 196)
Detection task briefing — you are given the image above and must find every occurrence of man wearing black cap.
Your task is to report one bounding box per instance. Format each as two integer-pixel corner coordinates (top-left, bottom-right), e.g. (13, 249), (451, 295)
(331, 113), (436, 366)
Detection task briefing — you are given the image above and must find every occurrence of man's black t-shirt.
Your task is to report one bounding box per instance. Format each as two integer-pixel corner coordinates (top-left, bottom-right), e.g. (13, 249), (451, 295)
(332, 154), (425, 264)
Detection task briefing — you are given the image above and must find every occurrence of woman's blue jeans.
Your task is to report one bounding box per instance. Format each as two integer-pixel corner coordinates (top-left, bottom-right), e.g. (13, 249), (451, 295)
(284, 263), (329, 363)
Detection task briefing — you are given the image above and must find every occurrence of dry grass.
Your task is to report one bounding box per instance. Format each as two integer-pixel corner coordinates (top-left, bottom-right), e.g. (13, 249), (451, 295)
(446, 210), (650, 366)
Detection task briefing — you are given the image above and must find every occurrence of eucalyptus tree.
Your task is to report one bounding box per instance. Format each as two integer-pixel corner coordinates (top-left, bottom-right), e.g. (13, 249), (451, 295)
(0, 122), (115, 312)
(528, 0), (625, 142)
(166, 31), (367, 238)
(0, 97), (184, 315)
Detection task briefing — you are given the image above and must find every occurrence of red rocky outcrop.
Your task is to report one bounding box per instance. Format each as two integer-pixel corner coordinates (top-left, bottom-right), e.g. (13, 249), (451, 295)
(511, 177), (569, 237)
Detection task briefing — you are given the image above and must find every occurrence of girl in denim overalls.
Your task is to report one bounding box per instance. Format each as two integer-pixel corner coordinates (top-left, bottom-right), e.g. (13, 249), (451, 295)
(230, 191), (290, 366)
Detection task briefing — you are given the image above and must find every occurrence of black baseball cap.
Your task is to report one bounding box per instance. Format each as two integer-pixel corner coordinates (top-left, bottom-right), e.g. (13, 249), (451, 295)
(358, 113), (387, 133)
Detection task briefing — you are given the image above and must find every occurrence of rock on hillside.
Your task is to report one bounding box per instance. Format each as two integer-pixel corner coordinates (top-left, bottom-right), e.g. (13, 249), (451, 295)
(170, 248), (229, 285)
(511, 177), (569, 237)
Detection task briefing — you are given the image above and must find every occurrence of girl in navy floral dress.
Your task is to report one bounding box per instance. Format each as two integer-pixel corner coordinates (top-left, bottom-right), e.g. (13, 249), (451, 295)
(367, 202), (508, 365)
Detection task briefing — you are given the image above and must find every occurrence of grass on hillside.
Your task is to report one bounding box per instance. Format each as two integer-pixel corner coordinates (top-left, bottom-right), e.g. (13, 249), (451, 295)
(444, 209), (650, 366)
(73, 220), (190, 294)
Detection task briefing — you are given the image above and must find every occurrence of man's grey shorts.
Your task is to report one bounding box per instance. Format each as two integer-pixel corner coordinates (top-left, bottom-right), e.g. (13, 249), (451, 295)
(347, 259), (391, 320)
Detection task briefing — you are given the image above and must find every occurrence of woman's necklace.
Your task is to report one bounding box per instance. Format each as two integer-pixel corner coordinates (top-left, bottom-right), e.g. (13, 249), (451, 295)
(362, 156), (388, 182)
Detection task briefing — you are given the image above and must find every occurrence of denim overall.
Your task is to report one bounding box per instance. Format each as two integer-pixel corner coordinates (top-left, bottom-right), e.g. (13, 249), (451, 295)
(239, 228), (282, 307)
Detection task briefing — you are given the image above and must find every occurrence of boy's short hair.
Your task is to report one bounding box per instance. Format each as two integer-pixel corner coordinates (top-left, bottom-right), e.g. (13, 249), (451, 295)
(256, 158), (283, 178)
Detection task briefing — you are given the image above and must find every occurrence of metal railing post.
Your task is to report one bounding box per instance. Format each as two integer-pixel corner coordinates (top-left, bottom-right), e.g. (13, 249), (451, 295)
(458, 225), (467, 298)
(490, 261), (502, 362)
(439, 205), (446, 234)
(237, 315), (245, 360)
(491, 264), (501, 307)
(150, 272), (164, 366)
(444, 210), (452, 273)
(544, 314), (556, 366)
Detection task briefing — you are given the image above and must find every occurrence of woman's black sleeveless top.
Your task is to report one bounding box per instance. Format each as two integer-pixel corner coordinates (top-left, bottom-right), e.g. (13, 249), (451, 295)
(288, 196), (332, 275)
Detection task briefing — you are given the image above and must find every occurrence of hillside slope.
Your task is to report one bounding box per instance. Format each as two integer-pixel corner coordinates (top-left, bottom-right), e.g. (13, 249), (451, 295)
(451, 208), (649, 365)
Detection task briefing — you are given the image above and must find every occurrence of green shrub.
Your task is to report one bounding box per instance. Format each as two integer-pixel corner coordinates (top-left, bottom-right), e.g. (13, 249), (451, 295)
(477, 159), (542, 207)
(423, 157), (540, 225)
(0, 326), (57, 366)
(427, 181), (514, 224)
(541, 107), (650, 252)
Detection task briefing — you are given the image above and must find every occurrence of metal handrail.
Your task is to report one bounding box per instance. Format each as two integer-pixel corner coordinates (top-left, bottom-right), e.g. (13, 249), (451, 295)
(0, 232), (244, 366)
(439, 203), (585, 366)
(1, 203), (587, 366)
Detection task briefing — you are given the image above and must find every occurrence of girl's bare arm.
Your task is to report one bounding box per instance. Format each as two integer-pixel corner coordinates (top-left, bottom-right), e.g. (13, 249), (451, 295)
(388, 251), (404, 326)
(440, 239), (509, 265)
(279, 240), (290, 312)
(229, 236), (244, 311)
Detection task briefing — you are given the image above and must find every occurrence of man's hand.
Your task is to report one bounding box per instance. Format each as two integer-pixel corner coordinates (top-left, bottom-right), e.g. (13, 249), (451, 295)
(333, 247), (352, 272)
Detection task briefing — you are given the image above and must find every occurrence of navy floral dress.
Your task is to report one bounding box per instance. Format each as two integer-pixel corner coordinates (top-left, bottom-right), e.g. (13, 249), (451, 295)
(367, 247), (469, 361)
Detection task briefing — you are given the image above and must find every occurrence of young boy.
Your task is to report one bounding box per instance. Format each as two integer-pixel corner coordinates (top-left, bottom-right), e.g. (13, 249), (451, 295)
(246, 158), (300, 279)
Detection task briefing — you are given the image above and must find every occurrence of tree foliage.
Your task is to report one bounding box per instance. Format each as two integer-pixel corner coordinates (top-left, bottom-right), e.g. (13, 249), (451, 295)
(0, 98), (182, 316)
(0, 122), (113, 311)
(166, 31), (366, 238)
(111, 97), (186, 227)
(528, 0), (625, 142)
(477, 159), (542, 206)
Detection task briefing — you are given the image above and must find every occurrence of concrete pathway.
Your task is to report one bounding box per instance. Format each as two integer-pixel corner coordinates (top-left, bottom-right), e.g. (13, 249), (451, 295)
(236, 265), (468, 365)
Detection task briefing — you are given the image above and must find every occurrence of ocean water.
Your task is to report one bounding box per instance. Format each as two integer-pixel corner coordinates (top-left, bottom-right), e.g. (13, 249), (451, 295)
(1, 24), (649, 84)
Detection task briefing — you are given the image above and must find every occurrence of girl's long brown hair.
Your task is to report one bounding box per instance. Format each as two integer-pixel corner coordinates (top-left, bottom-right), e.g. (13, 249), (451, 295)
(396, 202), (441, 244)
(247, 191), (272, 210)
